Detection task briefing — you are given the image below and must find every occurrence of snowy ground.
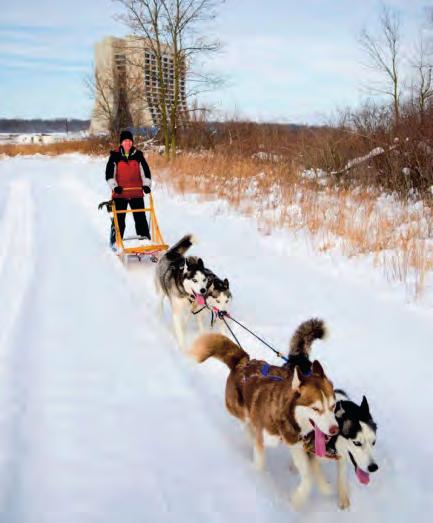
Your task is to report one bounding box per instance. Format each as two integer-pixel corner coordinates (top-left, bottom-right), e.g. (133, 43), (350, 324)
(0, 154), (432, 523)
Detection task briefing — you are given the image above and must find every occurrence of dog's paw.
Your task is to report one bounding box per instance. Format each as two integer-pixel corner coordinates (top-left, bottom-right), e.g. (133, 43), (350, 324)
(290, 488), (308, 510)
(338, 494), (350, 510)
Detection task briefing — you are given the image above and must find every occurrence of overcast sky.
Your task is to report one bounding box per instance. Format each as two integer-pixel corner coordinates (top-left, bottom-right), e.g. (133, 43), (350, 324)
(0, 0), (431, 123)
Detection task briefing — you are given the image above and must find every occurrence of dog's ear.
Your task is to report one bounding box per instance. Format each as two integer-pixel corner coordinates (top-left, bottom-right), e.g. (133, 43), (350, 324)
(360, 396), (370, 416)
(335, 405), (345, 419)
(311, 360), (325, 378)
(197, 257), (204, 270)
(342, 419), (352, 436)
(292, 366), (302, 392)
(223, 278), (229, 289)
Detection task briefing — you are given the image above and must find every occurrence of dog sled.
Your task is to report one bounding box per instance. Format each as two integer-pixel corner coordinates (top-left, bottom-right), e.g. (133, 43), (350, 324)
(99, 187), (168, 264)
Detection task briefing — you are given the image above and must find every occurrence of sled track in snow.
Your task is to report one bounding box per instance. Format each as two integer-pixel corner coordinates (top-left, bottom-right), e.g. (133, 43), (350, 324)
(0, 180), (35, 508)
(0, 180), (34, 351)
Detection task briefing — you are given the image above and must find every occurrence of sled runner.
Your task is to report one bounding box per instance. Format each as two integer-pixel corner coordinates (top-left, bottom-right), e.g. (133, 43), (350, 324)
(100, 187), (168, 263)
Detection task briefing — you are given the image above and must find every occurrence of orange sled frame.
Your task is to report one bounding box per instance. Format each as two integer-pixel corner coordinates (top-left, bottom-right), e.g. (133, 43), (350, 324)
(110, 187), (168, 263)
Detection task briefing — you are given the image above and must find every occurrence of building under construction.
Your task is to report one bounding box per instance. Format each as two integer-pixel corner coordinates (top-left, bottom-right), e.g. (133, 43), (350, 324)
(90, 36), (187, 134)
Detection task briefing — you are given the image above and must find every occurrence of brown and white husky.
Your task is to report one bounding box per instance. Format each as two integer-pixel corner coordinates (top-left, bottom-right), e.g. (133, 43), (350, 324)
(189, 320), (338, 509)
(283, 319), (379, 510)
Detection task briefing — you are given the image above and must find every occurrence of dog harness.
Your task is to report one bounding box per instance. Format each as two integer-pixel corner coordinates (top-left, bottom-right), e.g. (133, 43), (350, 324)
(260, 362), (284, 381)
(239, 362), (285, 384)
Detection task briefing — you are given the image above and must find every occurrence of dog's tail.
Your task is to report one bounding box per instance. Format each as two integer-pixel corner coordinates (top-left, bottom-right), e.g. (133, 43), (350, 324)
(334, 389), (349, 402)
(189, 333), (249, 370)
(289, 318), (327, 358)
(164, 234), (196, 260)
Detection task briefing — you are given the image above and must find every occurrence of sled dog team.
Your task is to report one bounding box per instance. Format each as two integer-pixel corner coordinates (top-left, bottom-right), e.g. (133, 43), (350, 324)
(155, 234), (379, 510)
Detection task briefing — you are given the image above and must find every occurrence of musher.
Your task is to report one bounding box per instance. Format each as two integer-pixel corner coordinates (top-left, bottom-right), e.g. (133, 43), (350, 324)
(105, 130), (152, 248)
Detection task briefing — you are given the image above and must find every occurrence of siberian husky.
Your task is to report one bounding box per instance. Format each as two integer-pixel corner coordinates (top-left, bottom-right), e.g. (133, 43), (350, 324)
(203, 268), (232, 312)
(194, 267), (232, 333)
(155, 234), (208, 349)
(189, 324), (338, 509)
(330, 390), (378, 509)
(284, 319), (379, 509)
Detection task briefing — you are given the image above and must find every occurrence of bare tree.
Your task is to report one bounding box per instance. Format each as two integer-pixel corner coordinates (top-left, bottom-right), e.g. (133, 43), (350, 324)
(359, 5), (402, 127)
(409, 34), (433, 126)
(160, 0), (223, 153)
(86, 67), (117, 136)
(115, 1), (172, 152)
(115, 0), (224, 157)
(86, 59), (143, 138)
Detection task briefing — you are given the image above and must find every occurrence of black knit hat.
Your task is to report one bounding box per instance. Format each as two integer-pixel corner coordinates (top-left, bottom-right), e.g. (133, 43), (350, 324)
(119, 130), (134, 143)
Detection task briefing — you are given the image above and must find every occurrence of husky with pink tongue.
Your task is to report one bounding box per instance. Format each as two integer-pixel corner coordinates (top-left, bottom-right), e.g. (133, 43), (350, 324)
(190, 318), (339, 511)
(331, 389), (378, 509)
(284, 318), (338, 459)
(283, 320), (379, 510)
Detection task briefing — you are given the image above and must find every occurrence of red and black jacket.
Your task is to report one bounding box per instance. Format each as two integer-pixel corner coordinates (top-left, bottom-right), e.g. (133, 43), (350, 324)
(105, 146), (152, 199)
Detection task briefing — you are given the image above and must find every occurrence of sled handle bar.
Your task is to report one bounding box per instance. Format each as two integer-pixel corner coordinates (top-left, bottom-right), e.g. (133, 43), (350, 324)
(111, 187), (153, 213)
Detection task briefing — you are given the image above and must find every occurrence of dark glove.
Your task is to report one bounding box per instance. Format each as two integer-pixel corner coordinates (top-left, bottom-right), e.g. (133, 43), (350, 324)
(98, 200), (113, 212)
(142, 185), (151, 194)
(114, 186), (123, 195)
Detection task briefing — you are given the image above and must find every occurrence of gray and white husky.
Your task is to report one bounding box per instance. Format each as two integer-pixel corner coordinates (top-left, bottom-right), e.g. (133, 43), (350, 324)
(284, 319), (379, 509)
(155, 234), (209, 349)
(198, 267), (232, 332)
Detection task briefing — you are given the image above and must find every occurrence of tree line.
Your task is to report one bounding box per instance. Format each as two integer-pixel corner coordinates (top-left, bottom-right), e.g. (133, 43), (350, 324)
(0, 119), (90, 133)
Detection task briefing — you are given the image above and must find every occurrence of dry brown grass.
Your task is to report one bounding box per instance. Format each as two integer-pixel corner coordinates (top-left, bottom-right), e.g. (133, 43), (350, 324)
(0, 138), (108, 157)
(149, 151), (433, 300)
(287, 189), (433, 299)
(149, 150), (298, 202)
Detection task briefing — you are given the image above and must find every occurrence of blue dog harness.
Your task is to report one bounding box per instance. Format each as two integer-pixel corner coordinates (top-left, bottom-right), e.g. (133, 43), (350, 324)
(260, 362), (284, 381)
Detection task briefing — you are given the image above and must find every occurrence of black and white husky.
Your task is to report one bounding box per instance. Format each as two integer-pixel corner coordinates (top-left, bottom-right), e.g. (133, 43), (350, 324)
(330, 389), (379, 509)
(155, 234), (208, 349)
(284, 319), (379, 509)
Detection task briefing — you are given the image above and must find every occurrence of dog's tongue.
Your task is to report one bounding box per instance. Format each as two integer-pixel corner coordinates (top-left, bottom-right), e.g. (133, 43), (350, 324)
(314, 425), (327, 457)
(195, 294), (205, 305)
(355, 467), (370, 485)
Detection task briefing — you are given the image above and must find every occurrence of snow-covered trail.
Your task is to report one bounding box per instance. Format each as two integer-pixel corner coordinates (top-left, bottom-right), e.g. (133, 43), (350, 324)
(0, 155), (432, 522)
(0, 162), (290, 523)
(0, 179), (34, 355)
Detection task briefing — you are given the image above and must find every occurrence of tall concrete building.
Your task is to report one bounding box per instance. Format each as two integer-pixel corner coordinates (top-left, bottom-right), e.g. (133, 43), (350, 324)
(90, 36), (187, 134)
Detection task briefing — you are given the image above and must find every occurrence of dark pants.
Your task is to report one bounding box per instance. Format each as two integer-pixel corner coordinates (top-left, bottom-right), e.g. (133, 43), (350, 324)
(110, 197), (150, 243)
